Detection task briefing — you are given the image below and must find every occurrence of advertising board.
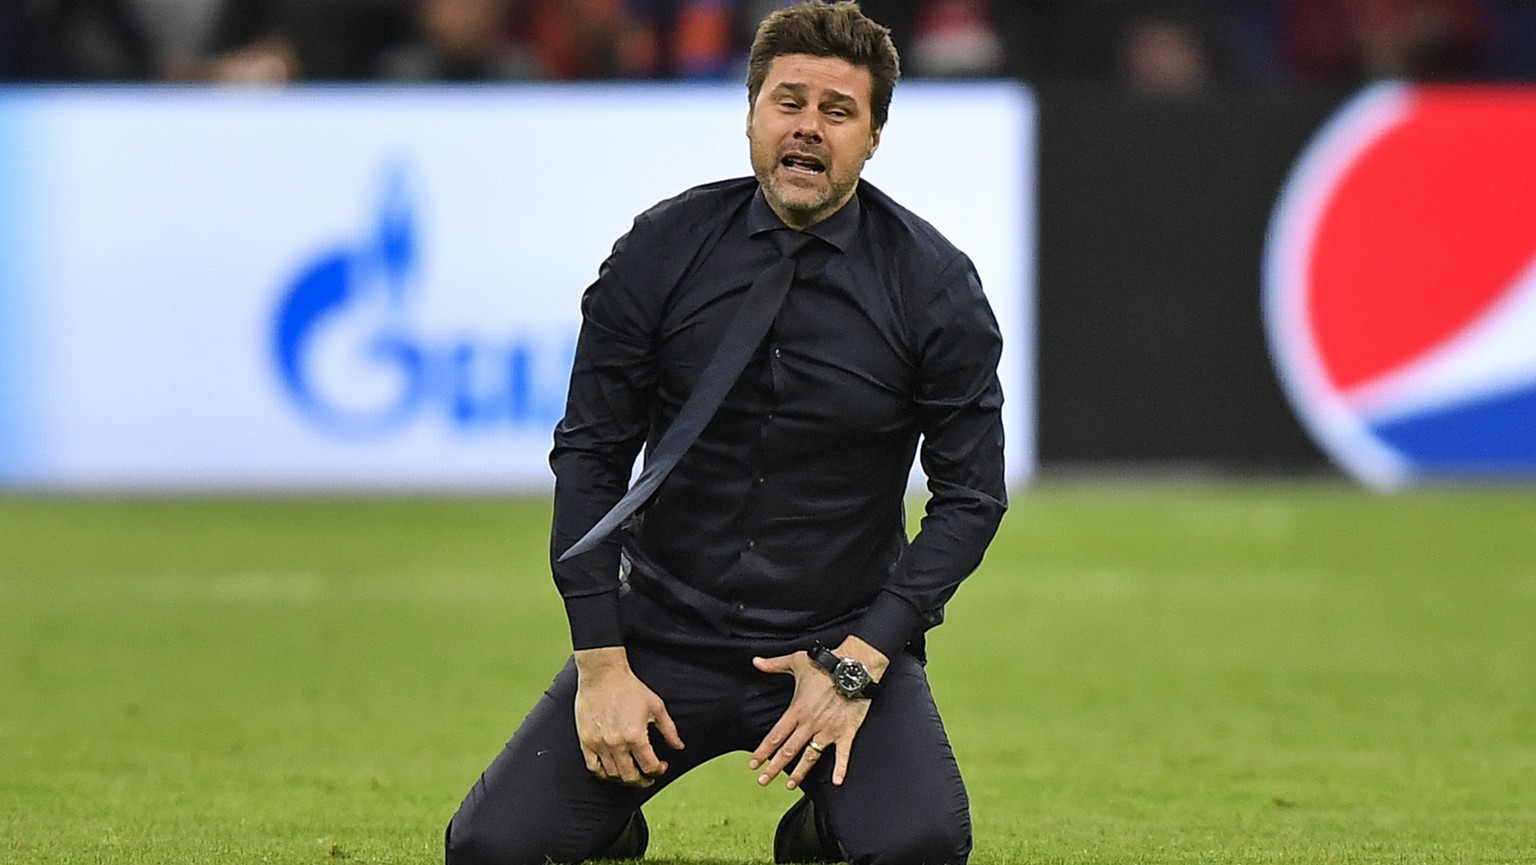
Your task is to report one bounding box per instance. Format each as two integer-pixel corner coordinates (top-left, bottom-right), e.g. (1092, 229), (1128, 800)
(1266, 84), (1536, 487)
(0, 84), (1033, 491)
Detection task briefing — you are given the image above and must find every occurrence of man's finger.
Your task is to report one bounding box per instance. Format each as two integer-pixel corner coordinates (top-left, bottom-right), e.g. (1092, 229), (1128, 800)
(652, 706), (686, 752)
(752, 653), (796, 675)
(580, 745), (603, 777)
(785, 740), (826, 790)
(613, 751), (652, 788)
(632, 738), (670, 779)
(749, 717), (797, 771)
(758, 730), (816, 786)
(832, 740), (851, 786)
(596, 750), (622, 782)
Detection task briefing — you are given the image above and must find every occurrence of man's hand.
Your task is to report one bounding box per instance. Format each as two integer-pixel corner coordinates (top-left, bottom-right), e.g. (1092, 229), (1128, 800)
(749, 636), (889, 789)
(573, 647), (685, 787)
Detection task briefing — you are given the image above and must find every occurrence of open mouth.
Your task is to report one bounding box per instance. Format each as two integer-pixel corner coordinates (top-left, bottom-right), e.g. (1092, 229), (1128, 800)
(780, 153), (826, 175)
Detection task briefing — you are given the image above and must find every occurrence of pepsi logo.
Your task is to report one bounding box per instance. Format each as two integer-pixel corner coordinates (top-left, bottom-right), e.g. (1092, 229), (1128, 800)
(1265, 83), (1536, 489)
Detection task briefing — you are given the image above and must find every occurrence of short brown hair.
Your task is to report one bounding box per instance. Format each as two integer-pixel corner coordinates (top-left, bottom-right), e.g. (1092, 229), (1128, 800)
(746, 1), (901, 131)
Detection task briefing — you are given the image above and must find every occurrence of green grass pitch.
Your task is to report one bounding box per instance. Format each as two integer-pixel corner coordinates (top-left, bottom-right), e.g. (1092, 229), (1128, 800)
(3, 482), (1535, 863)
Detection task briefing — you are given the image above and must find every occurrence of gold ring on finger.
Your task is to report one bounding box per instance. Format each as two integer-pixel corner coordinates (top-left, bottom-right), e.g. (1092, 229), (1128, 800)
(807, 742), (824, 754)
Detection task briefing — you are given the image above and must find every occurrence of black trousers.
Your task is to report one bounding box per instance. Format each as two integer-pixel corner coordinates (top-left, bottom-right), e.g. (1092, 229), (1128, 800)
(445, 642), (971, 865)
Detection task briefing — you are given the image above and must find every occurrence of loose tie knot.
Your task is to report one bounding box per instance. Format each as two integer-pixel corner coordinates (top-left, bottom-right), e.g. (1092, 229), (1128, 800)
(768, 228), (816, 260)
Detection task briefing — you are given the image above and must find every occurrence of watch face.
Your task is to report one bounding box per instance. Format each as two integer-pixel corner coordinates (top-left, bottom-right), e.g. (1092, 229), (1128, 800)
(832, 659), (870, 696)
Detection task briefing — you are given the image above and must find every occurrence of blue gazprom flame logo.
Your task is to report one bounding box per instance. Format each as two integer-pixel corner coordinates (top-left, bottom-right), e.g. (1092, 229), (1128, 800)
(273, 165), (572, 438)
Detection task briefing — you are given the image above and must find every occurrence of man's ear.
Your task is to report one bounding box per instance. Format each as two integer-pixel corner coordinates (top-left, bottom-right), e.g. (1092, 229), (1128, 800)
(868, 125), (882, 158)
(745, 106), (754, 138)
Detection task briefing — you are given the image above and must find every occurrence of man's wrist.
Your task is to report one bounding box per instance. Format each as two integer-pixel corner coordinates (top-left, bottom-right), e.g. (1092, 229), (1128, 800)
(808, 639), (885, 700)
(834, 635), (889, 681)
(574, 645), (631, 681)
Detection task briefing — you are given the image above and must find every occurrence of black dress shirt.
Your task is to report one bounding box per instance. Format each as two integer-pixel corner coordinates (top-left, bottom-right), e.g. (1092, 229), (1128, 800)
(550, 177), (1007, 661)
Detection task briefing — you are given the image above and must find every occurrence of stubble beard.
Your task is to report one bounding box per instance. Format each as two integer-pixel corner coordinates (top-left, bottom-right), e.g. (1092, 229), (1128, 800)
(752, 137), (859, 229)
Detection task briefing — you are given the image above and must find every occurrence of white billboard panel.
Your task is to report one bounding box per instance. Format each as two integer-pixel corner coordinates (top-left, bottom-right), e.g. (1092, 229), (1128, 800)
(0, 84), (1034, 492)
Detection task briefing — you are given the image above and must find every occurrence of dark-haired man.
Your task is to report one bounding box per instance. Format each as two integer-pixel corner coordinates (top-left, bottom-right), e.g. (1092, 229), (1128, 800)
(445, 3), (1005, 864)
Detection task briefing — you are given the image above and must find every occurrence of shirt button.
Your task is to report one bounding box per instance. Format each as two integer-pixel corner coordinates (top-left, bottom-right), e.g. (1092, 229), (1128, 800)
(736, 602), (746, 613)
(746, 539), (756, 550)
(773, 347), (782, 358)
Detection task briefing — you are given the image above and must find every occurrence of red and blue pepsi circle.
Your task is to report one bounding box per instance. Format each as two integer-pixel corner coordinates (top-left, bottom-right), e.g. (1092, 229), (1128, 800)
(1265, 83), (1536, 489)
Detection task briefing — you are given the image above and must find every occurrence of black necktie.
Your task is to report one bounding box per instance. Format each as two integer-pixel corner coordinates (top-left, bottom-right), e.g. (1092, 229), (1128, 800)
(559, 229), (812, 561)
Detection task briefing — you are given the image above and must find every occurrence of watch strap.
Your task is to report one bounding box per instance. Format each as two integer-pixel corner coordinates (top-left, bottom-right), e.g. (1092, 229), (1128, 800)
(809, 641), (841, 674)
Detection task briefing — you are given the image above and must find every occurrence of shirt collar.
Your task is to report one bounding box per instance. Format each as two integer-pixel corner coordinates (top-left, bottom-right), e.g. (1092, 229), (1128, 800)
(747, 184), (861, 252)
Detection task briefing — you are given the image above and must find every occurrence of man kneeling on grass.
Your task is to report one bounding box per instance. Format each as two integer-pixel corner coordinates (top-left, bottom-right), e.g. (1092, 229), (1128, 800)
(445, 3), (1006, 863)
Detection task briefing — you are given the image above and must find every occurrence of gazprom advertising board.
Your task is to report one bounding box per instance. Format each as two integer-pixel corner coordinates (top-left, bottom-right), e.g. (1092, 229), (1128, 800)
(0, 84), (1033, 492)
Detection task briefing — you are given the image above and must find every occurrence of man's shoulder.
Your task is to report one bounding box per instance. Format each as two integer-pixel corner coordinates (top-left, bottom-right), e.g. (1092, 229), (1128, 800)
(856, 181), (966, 270)
(604, 178), (755, 289)
(632, 177), (758, 235)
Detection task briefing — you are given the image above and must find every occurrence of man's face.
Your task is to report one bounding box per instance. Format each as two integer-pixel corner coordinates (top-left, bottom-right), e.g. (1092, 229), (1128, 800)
(748, 53), (881, 229)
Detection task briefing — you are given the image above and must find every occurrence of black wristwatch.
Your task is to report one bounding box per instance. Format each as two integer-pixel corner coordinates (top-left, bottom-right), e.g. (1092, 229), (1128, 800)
(808, 641), (883, 700)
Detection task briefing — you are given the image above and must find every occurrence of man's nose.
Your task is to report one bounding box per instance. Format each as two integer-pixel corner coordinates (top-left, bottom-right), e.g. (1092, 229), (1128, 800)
(793, 116), (823, 142)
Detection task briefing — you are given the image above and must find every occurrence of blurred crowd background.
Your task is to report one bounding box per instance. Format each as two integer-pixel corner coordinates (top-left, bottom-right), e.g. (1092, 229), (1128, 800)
(2, 0), (1535, 95)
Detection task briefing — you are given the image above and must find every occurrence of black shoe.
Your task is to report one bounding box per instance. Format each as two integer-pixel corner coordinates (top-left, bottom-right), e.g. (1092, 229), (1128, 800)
(597, 808), (649, 860)
(773, 796), (841, 864)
